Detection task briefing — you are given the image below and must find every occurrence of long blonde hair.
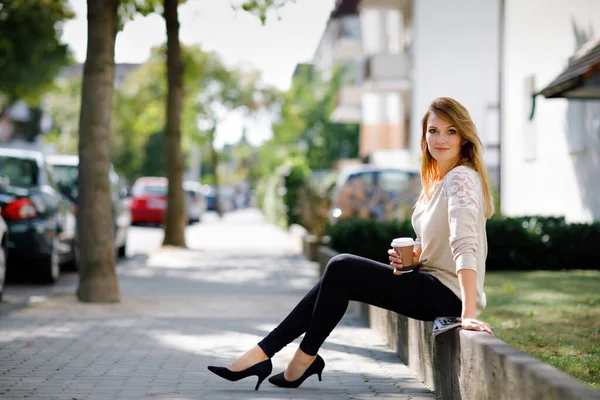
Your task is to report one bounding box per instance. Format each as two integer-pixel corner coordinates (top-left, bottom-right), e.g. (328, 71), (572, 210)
(418, 97), (495, 218)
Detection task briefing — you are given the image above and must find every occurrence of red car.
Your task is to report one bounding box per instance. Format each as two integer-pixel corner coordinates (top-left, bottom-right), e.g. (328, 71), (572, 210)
(129, 177), (206, 225)
(129, 177), (168, 224)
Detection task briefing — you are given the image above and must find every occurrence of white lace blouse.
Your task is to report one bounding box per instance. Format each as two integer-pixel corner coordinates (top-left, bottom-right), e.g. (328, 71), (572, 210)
(411, 165), (488, 315)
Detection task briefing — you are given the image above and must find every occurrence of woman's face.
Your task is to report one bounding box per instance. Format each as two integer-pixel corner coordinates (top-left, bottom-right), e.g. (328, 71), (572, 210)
(425, 112), (463, 168)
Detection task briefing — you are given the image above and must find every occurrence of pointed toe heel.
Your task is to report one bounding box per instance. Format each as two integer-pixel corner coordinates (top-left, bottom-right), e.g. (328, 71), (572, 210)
(269, 354), (325, 389)
(207, 359), (272, 391)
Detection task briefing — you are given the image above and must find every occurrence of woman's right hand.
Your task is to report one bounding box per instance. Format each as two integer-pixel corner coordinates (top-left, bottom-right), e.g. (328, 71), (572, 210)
(388, 249), (421, 275)
(388, 249), (409, 275)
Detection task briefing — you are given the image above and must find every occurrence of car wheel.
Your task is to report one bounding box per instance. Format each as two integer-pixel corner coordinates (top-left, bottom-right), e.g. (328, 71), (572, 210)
(39, 237), (60, 284)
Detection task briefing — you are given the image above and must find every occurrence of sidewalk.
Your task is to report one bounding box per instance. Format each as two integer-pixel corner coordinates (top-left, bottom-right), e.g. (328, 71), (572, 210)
(0, 209), (437, 400)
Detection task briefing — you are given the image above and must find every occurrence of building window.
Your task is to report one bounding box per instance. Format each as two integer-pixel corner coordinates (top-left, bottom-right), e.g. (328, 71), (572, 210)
(360, 10), (382, 55)
(385, 10), (402, 54)
(385, 93), (401, 124)
(362, 92), (385, 126)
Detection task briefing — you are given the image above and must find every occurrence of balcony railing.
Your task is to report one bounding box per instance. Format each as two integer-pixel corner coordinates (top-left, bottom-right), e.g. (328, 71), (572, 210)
(359, 0), (411, 12)
(333, 19), (362, 60)
(364, 53), (411, 82)
(331, 85), (362, 123)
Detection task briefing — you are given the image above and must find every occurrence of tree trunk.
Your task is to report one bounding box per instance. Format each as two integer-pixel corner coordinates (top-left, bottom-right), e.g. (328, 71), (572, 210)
(162, 0), (187, 247)
(76, 0), (120, 303)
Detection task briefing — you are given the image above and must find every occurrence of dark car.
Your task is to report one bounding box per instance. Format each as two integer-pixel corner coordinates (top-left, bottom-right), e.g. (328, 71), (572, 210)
(0, 148), (77, 283)
(47, 155), (130, 258)
(329, 165), (421, 223)
(0, 212), (8, 301)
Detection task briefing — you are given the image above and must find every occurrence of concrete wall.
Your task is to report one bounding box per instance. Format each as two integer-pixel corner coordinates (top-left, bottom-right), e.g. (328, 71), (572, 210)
(411, 0), (500, 177)
(317, 246), (600, 400)
(502, 0), (600, 222)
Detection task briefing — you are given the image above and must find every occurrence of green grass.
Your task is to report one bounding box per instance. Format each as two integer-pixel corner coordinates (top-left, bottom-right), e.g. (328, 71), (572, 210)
(479, 270), (600, 389)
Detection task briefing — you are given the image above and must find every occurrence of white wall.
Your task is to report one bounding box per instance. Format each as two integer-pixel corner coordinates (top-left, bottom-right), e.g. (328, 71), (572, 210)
(411, 0), (500, 172)
(502, 0), (600, 222)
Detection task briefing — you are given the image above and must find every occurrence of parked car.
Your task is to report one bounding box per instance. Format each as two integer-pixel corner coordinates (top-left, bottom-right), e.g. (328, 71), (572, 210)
(200, 184), (235, 213)
(47, 154), (131, 258)
(329, 164), (421, 223)
(0, 148), (77, 283)
(0, 213), (8, 301)
(183, 180), (205, 223)
(130, 177), (205, 225)
(202, 184), (217, 212)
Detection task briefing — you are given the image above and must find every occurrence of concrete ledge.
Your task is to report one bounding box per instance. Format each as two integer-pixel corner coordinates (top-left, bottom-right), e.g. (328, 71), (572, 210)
(317, 246), (600, 400)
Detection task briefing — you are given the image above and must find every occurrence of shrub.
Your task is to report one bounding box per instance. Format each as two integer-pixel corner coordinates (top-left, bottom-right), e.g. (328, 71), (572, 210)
(280, 158), (311, 227)
(328, 218), (415, 264)
(259, 173), (287, 228)
(296, 178), (332, 239)
(257, 157), (311, 228)
(327, 216), (600, 270)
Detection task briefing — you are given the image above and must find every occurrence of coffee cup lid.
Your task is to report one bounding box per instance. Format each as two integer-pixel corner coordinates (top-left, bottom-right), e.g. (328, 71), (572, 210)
(391, 238), (415, 247)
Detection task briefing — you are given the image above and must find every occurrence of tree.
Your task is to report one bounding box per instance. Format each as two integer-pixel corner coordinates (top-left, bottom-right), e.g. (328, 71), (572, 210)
(160, 0), (285, 238)
(162, 0), (187, 246)
(76, 0), (120, 302)
(0, 0), (73, 106)
(263, 66), (359, 173)
(110, 53), (166, 179)
(73, 0), (286, 301)
(193, 57), (276, 217)
(44, 78), (82, 154)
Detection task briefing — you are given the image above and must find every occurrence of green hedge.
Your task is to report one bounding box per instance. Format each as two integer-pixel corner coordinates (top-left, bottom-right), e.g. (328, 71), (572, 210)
(281, 158), (311, 227)
(257, 173), (287, 229)
(257, 158), (310, 228)
(328, 219), (415, 264)
(327, 217), (600, 270)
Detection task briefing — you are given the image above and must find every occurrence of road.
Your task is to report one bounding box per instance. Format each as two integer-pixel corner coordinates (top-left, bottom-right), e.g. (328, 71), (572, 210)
(1, 212), (224, 309)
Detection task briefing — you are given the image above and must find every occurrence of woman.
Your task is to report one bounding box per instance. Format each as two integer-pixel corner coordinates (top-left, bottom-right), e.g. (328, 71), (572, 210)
(207, 97), (494, 391)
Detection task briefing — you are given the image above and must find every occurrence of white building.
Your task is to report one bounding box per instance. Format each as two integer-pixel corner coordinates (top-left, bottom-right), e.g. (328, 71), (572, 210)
(502, 0), (600, 222)
(410, 0), (500, 186)
(314, 0), (600, 222)
(315, 0), (501, 177)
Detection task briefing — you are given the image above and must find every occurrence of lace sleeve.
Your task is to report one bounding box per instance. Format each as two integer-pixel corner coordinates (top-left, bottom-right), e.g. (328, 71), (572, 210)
(445, 167), (482, 213)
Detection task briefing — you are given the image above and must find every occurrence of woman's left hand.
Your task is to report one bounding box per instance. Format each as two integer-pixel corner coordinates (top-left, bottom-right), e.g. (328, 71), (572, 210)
(461, 318), (493, 335)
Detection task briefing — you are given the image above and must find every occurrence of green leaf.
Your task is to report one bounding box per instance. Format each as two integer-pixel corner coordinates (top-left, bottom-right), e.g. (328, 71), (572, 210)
(0, 0), (74, 104)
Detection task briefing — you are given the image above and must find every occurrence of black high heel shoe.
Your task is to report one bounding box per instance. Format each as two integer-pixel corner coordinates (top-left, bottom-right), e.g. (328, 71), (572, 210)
(268, 354), (325, 389)
(207, 358), (272, 391)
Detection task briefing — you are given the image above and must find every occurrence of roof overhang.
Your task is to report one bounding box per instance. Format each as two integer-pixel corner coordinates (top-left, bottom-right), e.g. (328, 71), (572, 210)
(530, 37), (600, 119)
(538, 37), (600, 99)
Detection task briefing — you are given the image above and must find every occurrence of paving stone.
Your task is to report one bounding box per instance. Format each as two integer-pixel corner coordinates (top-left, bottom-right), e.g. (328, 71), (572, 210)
(0, 210), (437, 400)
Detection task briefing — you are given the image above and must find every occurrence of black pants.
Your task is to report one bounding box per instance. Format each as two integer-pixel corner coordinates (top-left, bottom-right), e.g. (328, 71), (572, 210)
(258, 253), (462, 357)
